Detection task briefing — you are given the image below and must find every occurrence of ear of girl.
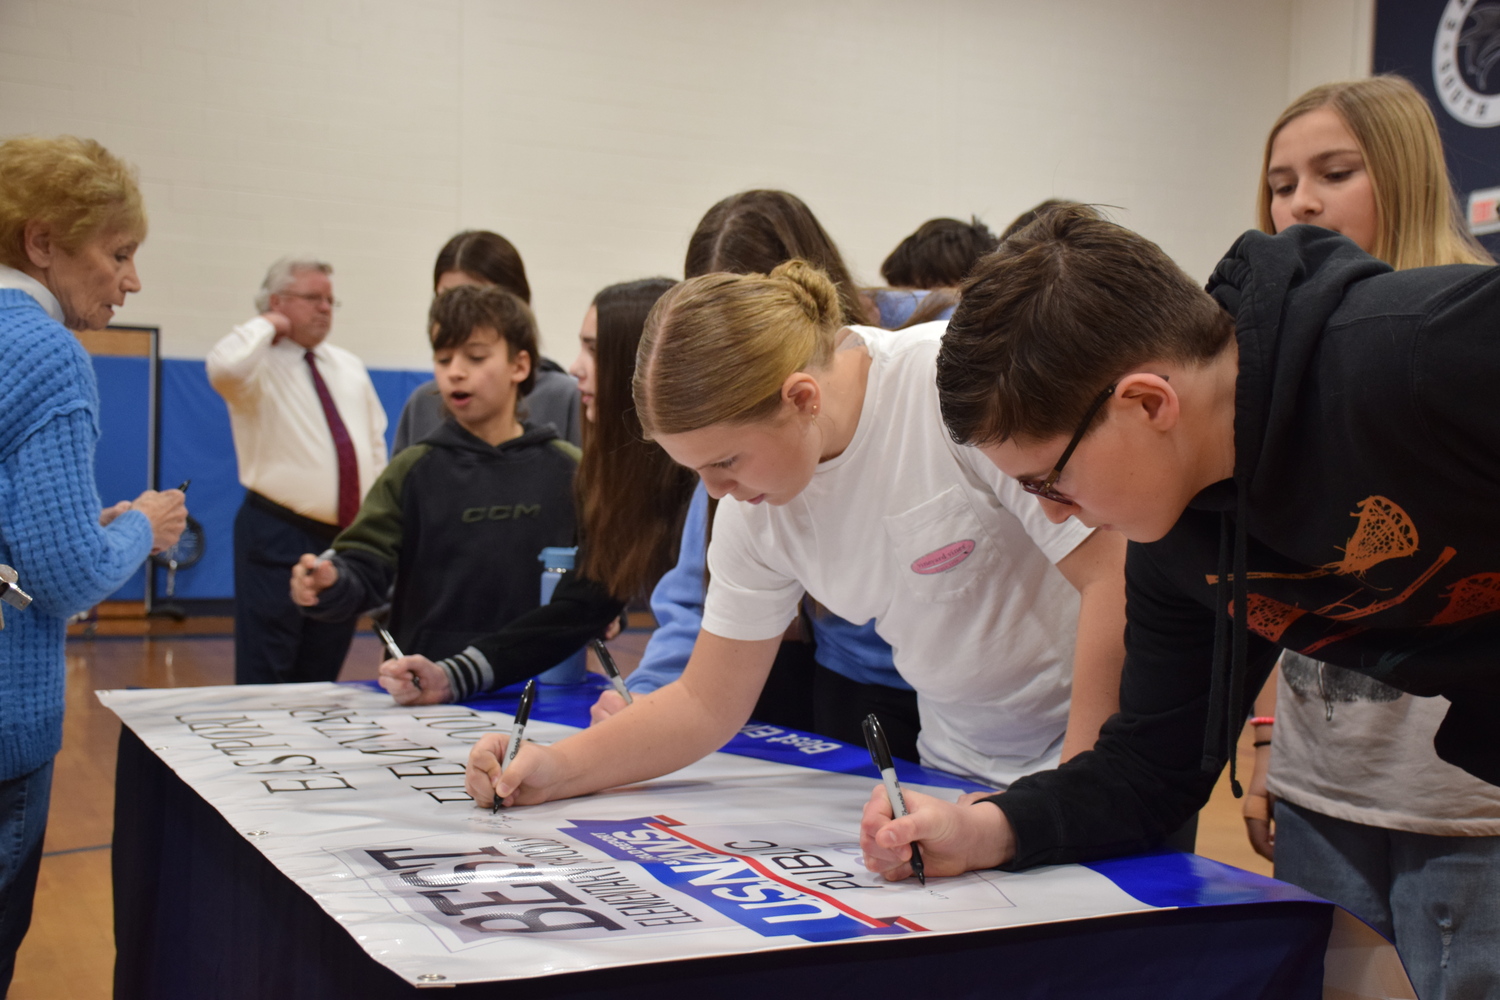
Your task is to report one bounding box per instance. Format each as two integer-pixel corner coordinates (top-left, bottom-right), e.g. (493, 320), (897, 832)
(639, 263), (873, 508)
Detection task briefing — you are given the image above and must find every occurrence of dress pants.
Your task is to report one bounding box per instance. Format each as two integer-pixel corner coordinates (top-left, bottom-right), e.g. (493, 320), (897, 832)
(233, 495), (357, 685)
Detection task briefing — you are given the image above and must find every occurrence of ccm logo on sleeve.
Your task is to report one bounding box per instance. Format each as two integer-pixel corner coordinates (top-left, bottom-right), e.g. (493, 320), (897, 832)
(911, 540), (975, 575)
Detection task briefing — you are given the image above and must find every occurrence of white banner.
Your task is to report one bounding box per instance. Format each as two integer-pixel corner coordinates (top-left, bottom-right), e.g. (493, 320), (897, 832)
(100, 683), (1162, 987)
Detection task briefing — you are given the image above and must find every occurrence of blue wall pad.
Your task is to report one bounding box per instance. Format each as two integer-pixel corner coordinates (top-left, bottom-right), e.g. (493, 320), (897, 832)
(94, 358), (430, 603)
(91, 356), (152, 600)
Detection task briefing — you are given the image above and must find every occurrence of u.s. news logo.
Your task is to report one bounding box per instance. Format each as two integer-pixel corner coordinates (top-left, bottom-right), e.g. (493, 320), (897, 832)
(565, 816), (926, 943)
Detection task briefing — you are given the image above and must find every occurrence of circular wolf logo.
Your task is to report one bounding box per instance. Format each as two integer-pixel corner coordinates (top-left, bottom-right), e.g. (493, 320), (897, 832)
(1435, 0), (1500, 126)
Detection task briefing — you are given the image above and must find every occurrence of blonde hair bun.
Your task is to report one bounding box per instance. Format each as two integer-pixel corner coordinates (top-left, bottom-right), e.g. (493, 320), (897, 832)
(771, 259), (843, 330)
(635, 263), (844, 437)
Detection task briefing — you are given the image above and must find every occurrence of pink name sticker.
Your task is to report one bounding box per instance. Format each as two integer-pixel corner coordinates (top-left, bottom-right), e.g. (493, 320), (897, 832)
(911, 540), (975, 575)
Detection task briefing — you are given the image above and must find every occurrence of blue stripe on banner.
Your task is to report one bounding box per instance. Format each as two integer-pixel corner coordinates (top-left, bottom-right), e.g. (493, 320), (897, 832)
(1083, 849), (1325, 909)
(563, 816), (916, 942)
(454, 677), (984, 791)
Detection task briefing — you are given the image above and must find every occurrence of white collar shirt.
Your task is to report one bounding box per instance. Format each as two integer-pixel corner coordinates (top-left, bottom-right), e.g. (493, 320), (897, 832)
(206, 315), (388, 525)
(0, 264), (66, 323)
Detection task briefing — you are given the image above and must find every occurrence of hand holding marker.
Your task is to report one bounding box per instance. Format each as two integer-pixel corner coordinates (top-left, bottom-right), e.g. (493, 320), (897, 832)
(494, 678), (537, 813)
(590, 639), (633, 705)
(863, 712), (925, 884)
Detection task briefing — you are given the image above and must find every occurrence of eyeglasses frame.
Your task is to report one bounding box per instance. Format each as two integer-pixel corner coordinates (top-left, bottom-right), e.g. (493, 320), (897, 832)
(1017, 383), (1118, 506)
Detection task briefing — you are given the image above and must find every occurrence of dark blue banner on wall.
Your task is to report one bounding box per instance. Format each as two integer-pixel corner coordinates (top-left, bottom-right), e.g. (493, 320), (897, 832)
(1375, 0), (1500, 255)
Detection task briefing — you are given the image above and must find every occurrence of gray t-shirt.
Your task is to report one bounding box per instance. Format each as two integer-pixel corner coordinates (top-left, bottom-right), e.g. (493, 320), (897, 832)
(392, 361), (582, 453)
(1268, 651), (1500, 836)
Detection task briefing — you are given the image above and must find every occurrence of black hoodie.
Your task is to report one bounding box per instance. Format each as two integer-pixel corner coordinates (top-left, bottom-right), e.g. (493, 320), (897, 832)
(988, 226), (1500, 869)
(306, 419), (580, 661)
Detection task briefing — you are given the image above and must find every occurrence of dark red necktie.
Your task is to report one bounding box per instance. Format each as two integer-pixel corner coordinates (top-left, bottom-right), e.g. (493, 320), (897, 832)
(304, 350), (360, 528)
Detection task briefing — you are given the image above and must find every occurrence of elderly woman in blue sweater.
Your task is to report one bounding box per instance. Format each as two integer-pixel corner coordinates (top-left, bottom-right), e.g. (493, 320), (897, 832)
(0, 135), (185, 989)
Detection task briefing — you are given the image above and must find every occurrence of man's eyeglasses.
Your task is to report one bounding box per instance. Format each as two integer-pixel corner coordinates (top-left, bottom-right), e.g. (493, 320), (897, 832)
(277, 291), (341, 309)
(1017, 383), (1117, 506)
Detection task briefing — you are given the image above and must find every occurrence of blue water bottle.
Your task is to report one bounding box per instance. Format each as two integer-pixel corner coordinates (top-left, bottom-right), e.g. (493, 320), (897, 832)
(537, 546), (589, 684)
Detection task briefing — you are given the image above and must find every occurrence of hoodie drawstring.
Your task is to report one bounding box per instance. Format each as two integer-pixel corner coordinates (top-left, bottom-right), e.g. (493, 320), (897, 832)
(1202, 507), (1249, 798)
(1202, 516), (1232, 774)
(1227, 499), (1249, 798)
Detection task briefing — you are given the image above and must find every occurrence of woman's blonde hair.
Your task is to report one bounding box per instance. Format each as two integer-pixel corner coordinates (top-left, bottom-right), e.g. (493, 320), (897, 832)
(0, 135), (147, 270)
(635, 260), (843, 438)
(1258, 75), (1491, 269)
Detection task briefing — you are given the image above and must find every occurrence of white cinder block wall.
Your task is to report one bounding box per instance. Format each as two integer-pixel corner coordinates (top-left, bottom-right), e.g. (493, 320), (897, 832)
(0, 0), (1372, 369)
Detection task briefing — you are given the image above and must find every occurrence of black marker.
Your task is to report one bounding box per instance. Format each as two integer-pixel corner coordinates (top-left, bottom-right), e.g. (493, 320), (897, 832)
(494, 679), (536, 814)
(863, 713), (925, 885)
(590, 639), (632, 705)
(175, 479), (191, 493)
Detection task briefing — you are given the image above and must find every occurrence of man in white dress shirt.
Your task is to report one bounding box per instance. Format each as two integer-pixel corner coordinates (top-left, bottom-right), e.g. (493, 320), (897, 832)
(207, 257), (388, 683)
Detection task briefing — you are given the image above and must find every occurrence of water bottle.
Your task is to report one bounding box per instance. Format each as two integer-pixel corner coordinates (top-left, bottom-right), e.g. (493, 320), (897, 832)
(537, 546), (589, 684)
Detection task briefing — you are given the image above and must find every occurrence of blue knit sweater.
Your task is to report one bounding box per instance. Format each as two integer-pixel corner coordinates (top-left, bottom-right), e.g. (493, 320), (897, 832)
(0, 290), (153, 780)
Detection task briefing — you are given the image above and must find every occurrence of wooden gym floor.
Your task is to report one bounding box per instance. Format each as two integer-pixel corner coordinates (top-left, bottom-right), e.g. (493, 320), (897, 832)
(9, 622), (1271, 999)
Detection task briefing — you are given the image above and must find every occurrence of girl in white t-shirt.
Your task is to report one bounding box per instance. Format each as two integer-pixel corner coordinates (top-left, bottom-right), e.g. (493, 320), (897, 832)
(465, 262), (1127, 864)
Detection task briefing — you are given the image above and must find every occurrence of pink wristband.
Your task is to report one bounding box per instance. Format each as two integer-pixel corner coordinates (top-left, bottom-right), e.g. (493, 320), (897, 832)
(1249, 716), (1275, 726)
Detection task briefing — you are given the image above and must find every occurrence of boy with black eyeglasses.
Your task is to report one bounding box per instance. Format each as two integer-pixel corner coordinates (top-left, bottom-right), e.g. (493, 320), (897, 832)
(860, 204), (1500, 879)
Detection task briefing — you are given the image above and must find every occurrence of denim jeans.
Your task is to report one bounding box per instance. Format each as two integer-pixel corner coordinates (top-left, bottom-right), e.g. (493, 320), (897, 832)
(1274, 799), (1500, 1000)
(0, 759), (54, 995)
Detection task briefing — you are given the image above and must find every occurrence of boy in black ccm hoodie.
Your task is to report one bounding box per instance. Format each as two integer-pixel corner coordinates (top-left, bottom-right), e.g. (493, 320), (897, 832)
(291, 284), (579, 662)
(860, 204), (1500, 878)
